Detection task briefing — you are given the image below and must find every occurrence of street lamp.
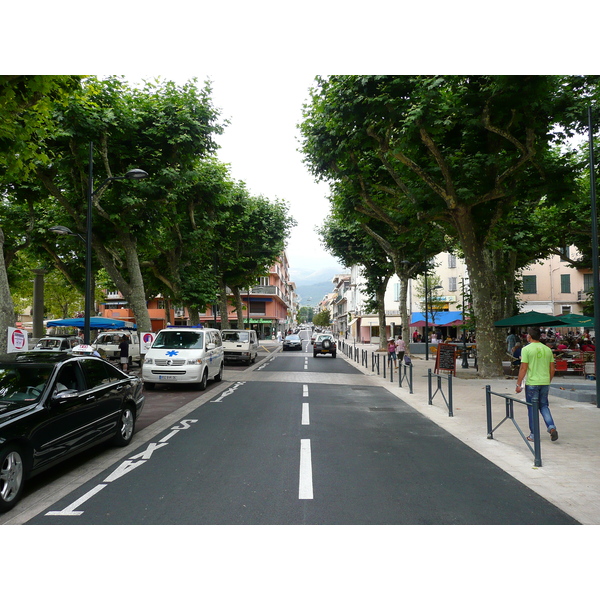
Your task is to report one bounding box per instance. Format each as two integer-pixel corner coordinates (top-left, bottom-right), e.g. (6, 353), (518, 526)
(424, 273), (442, 361)
(51, 142), (148, 344)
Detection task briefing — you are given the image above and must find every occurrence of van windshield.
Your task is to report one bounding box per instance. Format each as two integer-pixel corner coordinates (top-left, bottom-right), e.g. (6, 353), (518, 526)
(222, 331), (249, 342)
(153, 330), (204, 349)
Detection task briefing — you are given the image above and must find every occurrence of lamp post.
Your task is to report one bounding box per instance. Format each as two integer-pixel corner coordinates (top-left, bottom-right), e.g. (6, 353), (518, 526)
(50, 141), (147, 345)
(587, 107), (600, 408)
(424, 276), (442, 361)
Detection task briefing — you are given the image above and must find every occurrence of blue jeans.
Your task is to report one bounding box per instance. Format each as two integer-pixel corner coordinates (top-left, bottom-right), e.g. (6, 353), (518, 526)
(526, 385), (556, 438)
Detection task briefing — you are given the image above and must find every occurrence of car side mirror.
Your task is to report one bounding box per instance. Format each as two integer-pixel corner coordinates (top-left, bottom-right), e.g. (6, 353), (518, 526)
(51, 389), (79, 405)
(206, 343), (216, 350)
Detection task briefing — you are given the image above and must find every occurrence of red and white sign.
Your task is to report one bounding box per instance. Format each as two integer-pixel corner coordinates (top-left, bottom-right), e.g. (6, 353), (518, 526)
(141, 332), (155, 354)
(7, 327), (29, 353)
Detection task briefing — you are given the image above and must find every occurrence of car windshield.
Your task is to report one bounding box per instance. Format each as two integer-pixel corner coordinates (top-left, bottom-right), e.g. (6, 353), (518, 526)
(35, 338), (62, 350)
(96, 333), (122, 344)
(286, 335), (300, 340)
(222, 331), (249, 342)
(317, 335), (333, 341)
(152, 330), (204, 349)
(0, 364), (54, 404)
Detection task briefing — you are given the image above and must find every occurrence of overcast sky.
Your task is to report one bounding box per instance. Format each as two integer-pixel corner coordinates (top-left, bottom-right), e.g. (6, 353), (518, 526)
(207, 73), (343, 283)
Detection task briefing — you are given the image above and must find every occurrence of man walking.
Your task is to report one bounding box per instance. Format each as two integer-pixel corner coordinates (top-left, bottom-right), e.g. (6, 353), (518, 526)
(515, 326), (558, 442)
(119, 335), (130, 372)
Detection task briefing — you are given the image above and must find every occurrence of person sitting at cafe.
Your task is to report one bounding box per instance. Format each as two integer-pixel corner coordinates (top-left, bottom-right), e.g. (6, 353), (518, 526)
(581, 339), (595, 352)
(556, 340), (568, 351)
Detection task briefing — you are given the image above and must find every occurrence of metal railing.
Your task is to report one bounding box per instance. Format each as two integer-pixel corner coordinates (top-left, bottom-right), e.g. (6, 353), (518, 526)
(427, 368), (453, 417)
(398, 361), (413, 393)
(485, 385), (542, 467)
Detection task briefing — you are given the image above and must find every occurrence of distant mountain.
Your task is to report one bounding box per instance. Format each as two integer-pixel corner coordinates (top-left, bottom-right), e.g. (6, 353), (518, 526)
(294, 280), (338, 306)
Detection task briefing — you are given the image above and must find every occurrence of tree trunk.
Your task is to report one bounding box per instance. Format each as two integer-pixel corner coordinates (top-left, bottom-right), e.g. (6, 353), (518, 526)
(376, 276), (390, 351)
(218, 277), (230, 329)
(453, 208), (506, 377)
(399, 275), (411, 355)
(0, 228), (16, 352)
(94, 233), (152, 333)
(231, 286), (246, 329)
(188, 306), (200, 326)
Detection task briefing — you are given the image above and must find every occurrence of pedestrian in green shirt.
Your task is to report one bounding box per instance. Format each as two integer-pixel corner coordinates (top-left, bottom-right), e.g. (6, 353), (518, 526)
(516, 326), (558, 442)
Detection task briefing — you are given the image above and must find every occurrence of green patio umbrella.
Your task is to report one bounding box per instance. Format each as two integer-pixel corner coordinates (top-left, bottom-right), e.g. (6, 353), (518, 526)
(493, 311), (571, 327)
(552, 313), (595, 328)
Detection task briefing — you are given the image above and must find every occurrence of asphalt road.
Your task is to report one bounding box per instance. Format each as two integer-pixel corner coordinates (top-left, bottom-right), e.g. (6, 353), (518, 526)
(20, 340), (578, 525)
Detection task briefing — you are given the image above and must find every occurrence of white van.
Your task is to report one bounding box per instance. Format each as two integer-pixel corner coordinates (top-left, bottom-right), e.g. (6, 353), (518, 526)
(141, 327), (224, 390)
(221, 329), (259, 365)
(92, 330), (140, 366)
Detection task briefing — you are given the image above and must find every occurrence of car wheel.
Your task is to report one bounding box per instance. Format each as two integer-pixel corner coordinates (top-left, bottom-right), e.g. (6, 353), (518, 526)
(197, 368), (208, 391)
(0, 445), (26, 513)
(313, 351), (318, 358)
(214, 362), (224, 382)
(332, 352), (337, 358)
(144, 381), (155, 390)
(113, 406), (135, 447)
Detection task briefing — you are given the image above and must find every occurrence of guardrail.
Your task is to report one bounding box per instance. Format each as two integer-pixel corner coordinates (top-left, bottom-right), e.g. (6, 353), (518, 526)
(485, 385), (542, 467)
(427, 369), (453, 417)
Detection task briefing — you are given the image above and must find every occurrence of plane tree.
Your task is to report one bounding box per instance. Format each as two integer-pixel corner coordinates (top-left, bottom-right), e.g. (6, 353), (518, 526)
(301, 75), (591, 376)
(0, 76), (81, 350)
(32, 76), (224, 332)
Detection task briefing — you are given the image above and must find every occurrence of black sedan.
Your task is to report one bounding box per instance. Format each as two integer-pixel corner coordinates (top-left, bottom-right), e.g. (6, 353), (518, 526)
(282, 334), (303, 351)
(0, 351), (145, 513)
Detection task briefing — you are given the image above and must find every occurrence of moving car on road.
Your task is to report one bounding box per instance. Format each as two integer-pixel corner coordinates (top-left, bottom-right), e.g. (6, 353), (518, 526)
(283, 334), (303, 351)
(312, 333), (337, 358)
(0, 351), (145, 513)
(221, 329), (259, 364)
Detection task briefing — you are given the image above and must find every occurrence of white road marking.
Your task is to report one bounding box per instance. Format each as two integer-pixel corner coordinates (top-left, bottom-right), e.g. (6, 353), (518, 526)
(45, 484), (107, 516)
(302, 402), (310, 425)
(299, 439), (313, 499)
(304, 357), (308, 370)
(303, 384), (309, 397)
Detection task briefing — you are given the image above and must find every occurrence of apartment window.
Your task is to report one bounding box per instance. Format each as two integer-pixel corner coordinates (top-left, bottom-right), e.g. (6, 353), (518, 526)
(250, 301), (266, 315)
(393, 282), (401, 302)
(448, 254), (456, 268)
(561, 305), (572, 315)
(560, 246), (570, 261)
(448, 277), (457, 292)
(522, 275), (537, 294)
(584, 273), (594, 292)
(560, 274), (571, 294)
(258, 276), (269, 286)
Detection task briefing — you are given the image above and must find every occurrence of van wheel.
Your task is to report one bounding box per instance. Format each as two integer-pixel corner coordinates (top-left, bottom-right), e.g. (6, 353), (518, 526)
(196, 369), (208, 391)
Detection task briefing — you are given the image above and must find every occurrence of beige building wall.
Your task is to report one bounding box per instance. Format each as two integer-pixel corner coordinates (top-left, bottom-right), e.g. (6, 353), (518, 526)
(520, 248), (589, 315)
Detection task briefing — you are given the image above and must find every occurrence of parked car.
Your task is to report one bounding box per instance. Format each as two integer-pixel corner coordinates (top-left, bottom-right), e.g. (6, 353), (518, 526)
(92, 330), (140, 366)
(32, 336), (80, 352)
(283, 334), (303, 351)
(313, 333), (337, 358)
(221, 329), (259, 364)
(0, 351), (145, 513)
(142, 327), (224, 390)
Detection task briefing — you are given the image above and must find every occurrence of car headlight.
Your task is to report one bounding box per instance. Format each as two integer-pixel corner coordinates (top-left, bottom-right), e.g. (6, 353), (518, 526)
(187, 358), (203, 365)
(144, 358), (153, 364)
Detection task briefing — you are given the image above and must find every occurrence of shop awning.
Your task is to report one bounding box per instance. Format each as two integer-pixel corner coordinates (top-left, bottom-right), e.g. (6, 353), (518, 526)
(410, 311), (463, 327)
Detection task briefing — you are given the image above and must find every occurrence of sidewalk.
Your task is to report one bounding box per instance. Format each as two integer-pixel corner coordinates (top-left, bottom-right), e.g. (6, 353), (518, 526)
(339, 340), (600, 525)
